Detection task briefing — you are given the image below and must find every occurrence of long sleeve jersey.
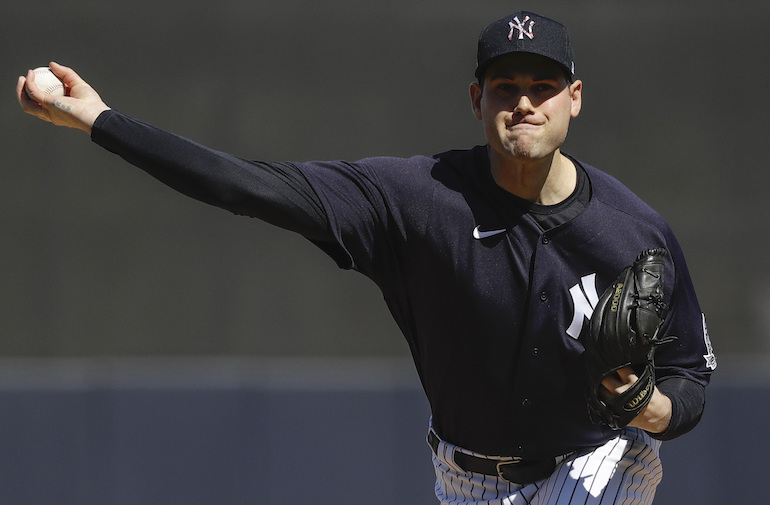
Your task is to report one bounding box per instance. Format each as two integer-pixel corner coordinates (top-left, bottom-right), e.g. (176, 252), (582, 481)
(92, 110), (716, 458)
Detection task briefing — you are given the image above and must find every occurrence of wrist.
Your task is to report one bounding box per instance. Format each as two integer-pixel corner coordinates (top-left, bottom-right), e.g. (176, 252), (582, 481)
(629, 387), (672, 433)
(80, 103), (111, 135)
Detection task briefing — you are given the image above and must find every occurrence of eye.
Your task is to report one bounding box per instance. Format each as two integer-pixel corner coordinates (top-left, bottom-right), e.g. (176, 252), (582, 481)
(497, 82), (518, 94)
(532, 82), (555, 94)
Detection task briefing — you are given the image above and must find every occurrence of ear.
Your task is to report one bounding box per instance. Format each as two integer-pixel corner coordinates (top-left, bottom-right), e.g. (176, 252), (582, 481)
(469, 82), (483, 120)
(569, 79), (583, 118)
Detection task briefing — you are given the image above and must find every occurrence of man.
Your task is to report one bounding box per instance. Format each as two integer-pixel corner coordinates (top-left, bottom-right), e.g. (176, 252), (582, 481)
(18, 11), (715, 505)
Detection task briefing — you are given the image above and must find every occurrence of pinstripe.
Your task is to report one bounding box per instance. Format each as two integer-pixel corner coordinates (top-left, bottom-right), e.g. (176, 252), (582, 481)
(534, 468), (555, 504)
(619, 444), (648, 504)
(612, 432), (656, 504)
(542, 450), (579, 504)
(430, 427), (662, 505)
(537, 454), (565, 504)
(619, 433), (661, 505)
(605, 442), (632, 503)
(600, 436), (634, 504)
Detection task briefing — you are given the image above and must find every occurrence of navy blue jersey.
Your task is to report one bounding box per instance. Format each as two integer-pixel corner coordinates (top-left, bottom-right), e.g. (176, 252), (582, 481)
(295, 146), (714, 458)
(91, 110), (715, 459)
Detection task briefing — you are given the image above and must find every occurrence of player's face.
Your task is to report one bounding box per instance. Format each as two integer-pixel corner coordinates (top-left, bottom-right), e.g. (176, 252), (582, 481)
(470, 53), (582, 163)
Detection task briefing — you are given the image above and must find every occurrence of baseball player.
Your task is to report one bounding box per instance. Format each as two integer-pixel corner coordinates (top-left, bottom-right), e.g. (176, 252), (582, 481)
(17, 11), (715, 505)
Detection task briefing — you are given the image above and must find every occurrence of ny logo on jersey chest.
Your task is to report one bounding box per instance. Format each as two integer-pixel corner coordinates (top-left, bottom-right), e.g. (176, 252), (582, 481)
(566, 273), (599, 339)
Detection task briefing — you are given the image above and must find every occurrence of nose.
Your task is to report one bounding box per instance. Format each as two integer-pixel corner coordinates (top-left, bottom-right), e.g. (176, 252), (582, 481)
(513, 94), (534, 115)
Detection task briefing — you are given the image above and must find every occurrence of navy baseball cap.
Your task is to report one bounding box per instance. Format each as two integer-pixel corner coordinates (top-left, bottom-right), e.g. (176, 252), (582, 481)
(475, 12), (575, 81)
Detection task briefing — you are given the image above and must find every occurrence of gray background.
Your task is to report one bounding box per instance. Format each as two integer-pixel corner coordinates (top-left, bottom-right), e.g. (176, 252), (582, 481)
(2, 0), (768, 503)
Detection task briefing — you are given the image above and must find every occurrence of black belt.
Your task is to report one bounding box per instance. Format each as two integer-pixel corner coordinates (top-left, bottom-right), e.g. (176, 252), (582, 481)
(428, 430), (559, 485)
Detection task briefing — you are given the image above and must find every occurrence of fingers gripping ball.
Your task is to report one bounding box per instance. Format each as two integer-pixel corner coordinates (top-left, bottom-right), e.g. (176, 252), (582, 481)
(580, 248), (676, 430)
(25, 67), (65, 100)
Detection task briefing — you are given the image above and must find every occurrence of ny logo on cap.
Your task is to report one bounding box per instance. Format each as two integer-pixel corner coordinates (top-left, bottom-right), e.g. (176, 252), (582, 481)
(508, 16), (535, 40)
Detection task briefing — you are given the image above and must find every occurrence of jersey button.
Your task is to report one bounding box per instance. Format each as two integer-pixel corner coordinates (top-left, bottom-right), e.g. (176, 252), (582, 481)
(541, 236), (550, 245)
(531, 347), (540, 357)
(521, 398), (532, 408)
(539, 292), (547, 301)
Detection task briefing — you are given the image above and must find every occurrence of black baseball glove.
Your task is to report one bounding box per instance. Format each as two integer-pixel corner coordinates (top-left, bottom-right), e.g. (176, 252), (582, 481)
(580, 248), (675, 430)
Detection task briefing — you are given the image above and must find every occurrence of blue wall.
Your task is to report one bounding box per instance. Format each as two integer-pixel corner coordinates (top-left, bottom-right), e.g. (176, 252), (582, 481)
(0, 358), (753, 505)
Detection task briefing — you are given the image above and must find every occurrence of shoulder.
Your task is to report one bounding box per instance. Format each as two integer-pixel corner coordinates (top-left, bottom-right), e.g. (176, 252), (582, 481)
(578, 159), (669, 229)
(571, 158), (697, 298)
(295, 146), (487, 200)
(360, 145), (487, 183)
(567, 157), (685, 271)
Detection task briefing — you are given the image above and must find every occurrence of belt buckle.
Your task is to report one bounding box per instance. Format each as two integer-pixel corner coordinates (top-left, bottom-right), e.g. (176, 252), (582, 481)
(495, 457), (523, 480)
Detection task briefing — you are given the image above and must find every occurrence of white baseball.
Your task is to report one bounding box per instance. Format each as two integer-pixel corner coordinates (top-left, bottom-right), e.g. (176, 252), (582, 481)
(26, 67), (65, 98)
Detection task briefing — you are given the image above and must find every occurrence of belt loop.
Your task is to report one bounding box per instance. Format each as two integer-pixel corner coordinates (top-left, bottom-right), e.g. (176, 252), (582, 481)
(427, 429), (440, 453)
(495, 458), (523, 480)
(427, 428), (466, 475)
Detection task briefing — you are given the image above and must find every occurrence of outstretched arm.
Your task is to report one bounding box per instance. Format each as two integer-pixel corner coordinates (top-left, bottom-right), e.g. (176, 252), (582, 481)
(17, 62), (332, 242)
(17, 61), (110, 134)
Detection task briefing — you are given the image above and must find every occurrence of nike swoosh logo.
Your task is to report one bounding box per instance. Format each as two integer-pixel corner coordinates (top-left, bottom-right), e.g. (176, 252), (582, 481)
(473, 225), (507, 240)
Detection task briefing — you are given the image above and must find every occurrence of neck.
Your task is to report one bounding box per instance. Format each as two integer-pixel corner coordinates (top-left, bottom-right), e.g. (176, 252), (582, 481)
(488, 148), (577, 205)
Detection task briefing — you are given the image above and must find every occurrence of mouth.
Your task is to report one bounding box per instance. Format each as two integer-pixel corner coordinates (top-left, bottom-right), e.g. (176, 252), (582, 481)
(506, 116), (544, 128)
(506, 121), (543, 130)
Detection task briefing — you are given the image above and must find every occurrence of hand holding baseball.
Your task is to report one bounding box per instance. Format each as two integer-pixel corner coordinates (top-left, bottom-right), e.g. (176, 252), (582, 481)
(17, 62), (111, 134)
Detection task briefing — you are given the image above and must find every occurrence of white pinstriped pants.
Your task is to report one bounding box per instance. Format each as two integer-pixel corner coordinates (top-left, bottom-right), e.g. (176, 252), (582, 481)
(429, 427), (662, 505)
